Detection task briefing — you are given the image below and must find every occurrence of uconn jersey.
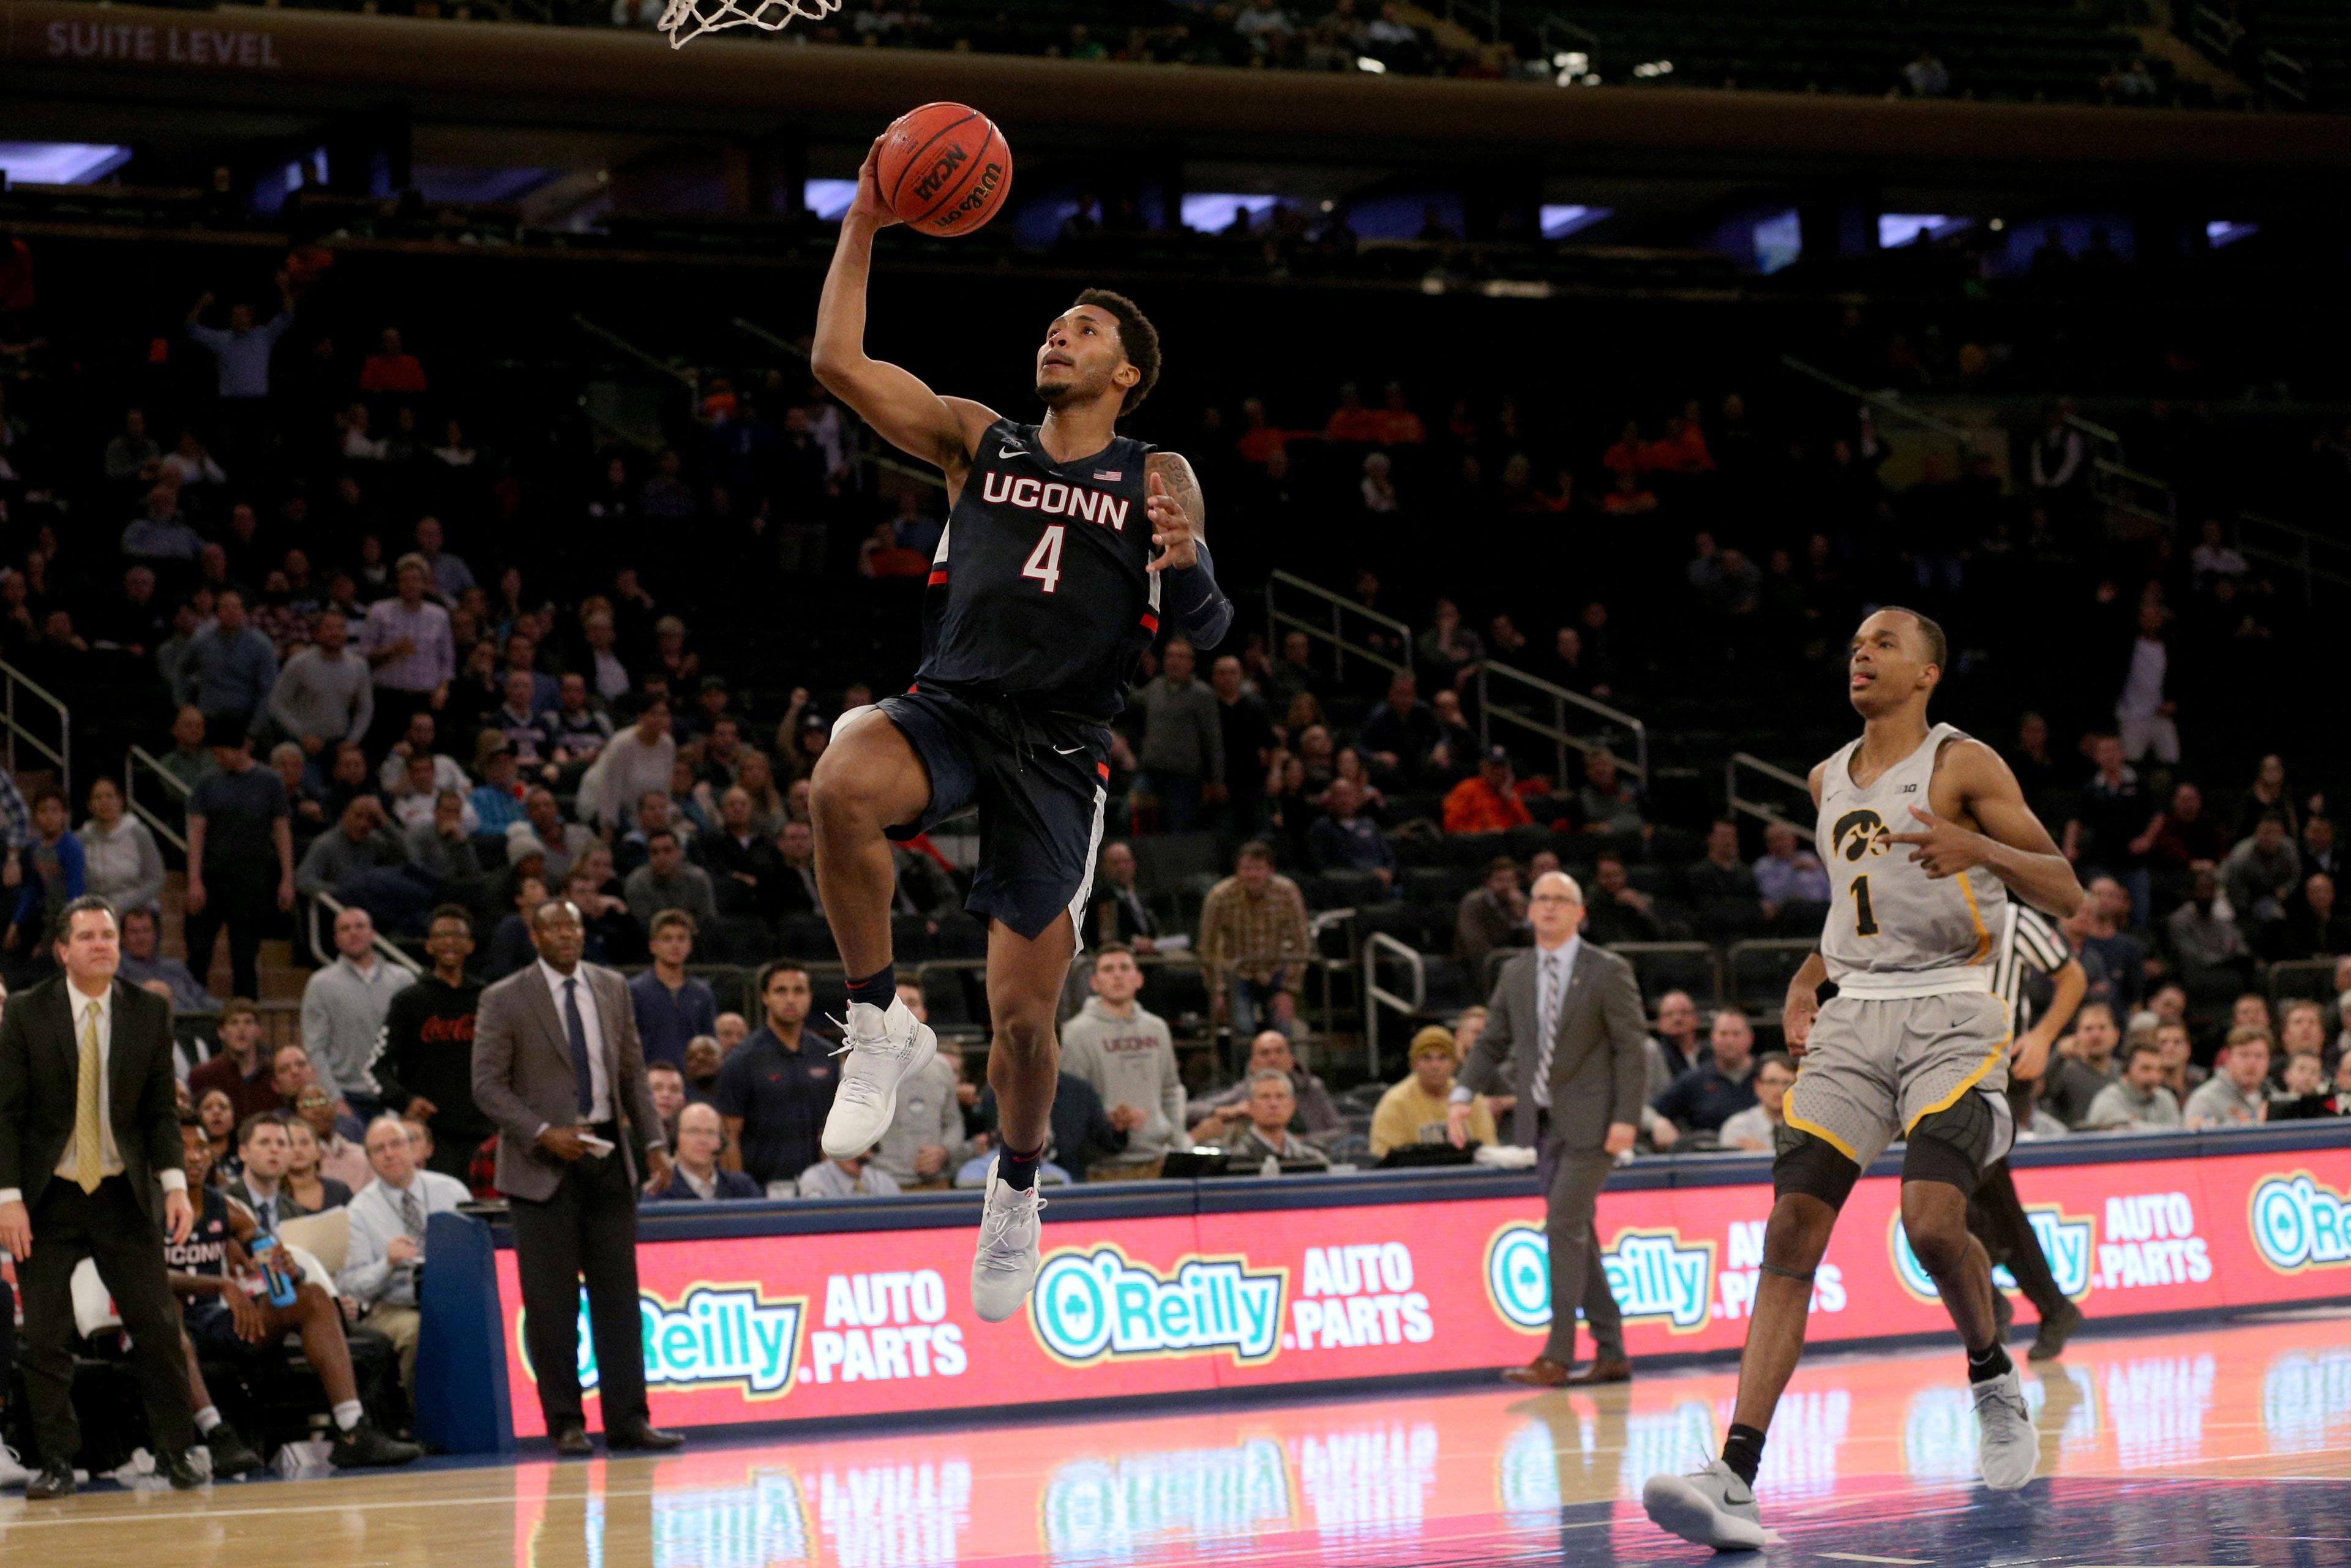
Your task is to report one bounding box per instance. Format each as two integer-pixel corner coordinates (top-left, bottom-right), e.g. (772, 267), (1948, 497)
(918, 419), (1160, 721)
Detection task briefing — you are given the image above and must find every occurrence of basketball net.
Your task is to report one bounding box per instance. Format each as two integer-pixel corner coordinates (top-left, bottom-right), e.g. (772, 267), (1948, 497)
(656, 0), (839, 48)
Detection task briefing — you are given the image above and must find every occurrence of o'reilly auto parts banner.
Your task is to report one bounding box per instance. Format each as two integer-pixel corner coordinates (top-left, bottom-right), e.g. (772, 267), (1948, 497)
(489, 1145), (2351, 1435)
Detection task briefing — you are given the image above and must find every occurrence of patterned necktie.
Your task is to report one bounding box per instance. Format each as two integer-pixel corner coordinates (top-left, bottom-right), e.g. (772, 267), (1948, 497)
(399, 1187), (426, 1242)
(563, 977), (596, 1118)
(72, 1000), (104, 1193)
(1534, 953), (1562, 1103)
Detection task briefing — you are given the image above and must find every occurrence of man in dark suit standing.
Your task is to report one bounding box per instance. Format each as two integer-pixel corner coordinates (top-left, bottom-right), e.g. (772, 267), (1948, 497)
(1451, 870), (1647, 1389)
(0, 895), (204, 1496)
(472, 898), (683, 1457)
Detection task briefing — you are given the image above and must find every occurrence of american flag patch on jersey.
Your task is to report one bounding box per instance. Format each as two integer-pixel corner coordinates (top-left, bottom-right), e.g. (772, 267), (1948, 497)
(1093, 470), (1122, 481)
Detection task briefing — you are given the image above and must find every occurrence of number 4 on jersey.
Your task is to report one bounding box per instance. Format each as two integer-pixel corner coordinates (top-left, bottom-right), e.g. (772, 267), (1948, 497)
(1022, 524), (1066, 594)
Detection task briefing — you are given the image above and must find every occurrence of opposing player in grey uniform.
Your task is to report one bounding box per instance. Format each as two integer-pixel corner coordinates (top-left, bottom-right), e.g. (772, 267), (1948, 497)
(1645, 608), (2084, 1550)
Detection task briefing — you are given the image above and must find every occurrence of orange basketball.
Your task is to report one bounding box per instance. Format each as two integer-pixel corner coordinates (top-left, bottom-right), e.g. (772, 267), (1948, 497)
(876, 102), (1013, 237)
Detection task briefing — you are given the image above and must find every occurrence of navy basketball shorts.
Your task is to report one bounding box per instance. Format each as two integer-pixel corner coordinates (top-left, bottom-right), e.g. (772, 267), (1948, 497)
(869, 688), (1110, 944)
(186, 1298), (271, 1362)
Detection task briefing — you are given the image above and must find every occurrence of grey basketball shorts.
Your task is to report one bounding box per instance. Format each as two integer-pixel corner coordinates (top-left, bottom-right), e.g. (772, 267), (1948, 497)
(1783, 990), (2012, 1171)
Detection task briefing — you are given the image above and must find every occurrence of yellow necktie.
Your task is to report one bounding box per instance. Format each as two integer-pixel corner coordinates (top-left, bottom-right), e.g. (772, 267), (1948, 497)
(73, 1001), (103, 1193)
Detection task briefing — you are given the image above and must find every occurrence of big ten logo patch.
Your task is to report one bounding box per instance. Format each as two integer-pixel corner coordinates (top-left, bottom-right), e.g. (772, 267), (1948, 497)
(1483, 1221), (1717, 1333)
(538, 1283), (805, 1398)
(1029, 1245), (1285, 1367)
(1889, 1204), (2091, 1302)
(1284, 1244), (1433, 1351)
(808, 1269), (966, 1385)
(2249, 1171), (2351, 1273)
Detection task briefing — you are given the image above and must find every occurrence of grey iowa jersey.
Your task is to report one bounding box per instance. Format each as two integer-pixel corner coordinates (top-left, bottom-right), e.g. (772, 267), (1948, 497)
(1817, 721), (2008, 995)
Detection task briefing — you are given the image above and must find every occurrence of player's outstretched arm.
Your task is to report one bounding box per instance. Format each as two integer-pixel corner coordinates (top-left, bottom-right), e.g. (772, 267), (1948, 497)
(1142, 451), (1233, 646)
(1887, 740), (2083, 918)
(811, 136), (998, 486)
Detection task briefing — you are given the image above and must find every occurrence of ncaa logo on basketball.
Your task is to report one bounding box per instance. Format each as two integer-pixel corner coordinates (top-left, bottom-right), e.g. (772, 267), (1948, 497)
(912, 143), (967, 203)
(2249, 1171), (2351, 1272)
(1029, 1245), (1285, 1366)
(1889, 1205), (2092, 1302)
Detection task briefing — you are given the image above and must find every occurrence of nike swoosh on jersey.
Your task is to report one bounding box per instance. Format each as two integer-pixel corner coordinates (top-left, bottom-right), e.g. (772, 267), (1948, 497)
(1052, 745), (1087, 756)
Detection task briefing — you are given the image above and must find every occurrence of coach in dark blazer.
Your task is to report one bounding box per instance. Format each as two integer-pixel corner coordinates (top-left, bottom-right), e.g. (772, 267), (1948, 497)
(1452, 870), (1648, 1389)
(473, 898), (682, 1457)
(0, 896), (203, 1496)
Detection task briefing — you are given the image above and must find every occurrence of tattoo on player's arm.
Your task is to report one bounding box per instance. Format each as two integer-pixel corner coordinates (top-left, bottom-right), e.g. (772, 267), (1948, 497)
(1145, 451), (1204, 533)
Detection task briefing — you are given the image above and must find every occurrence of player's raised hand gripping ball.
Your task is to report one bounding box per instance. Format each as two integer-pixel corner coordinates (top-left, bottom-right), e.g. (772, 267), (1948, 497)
(873, 103), (1013, 236)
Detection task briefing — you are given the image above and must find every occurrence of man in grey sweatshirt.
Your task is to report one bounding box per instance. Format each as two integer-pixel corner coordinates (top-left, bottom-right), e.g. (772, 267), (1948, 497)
(1059, 945), (1187, 1177)
(1133, 638), (1223, 834)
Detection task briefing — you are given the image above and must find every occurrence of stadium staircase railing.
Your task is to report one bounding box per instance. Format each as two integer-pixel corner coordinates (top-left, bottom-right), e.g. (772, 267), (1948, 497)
(0, 658), (70, 801)
(124, 744), (190, 852)
(1726, 751), (1815, 844)
(1264, 569), (1413, 686)
(1475, 659), (1648, 790)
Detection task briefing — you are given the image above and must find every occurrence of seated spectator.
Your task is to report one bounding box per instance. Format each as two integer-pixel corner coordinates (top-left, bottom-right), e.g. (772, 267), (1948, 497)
(359, 326), (427, 394)
(123, 483), (204, 561)
(1199, 841), (1310, 1042)
(647, 1061), (688, 1146)
(1582, 853), (1662, 947)
(648, 1103), (763, 1201)
(1752, 821), (1829, 918)
(156, 703), (217, 791)
(2281, 873), (2350, 961)
(336, 1114), (473, 1387)
(1640, 990), (1703, 1151)
(1455, 855), (1528, 975)
(2220, 812), (2300, 937)
(375, 711), (470, 797)
(187, 997), (276, 1122)
(624, 827), (719, 931)
(615, 789), (683, 877)
(1576, 750), (1646, 836)
(405, 789), (483, 885)
(544, 672), (617, 768)
(1717, 1051), (1796, 1152)
(2274, 999), (2328, 1089)
(2166, 864), (2250, 987)
(577, 694), (678, 833)
(964, 1071), (1108, 1185)
(564, 855), (640, 965)
(1649, 1008), (1760, 1136)
(195, 1088), (239, 1182)
(1059, 945), (1186, 1179)
(283, 1116), (355, 1214)
(628, 909), (719, 1071)
(290, 1073), (372, 1187)
(221, 1111), (309, 1228)
(520, 787), (597, 886)
(1357, 670), (1439, 785)
(78, 776), (165, 915)
(2042, 1001), (2124, 1127)
(716, 961), (836, 1191)
(1682, 817), (1760, 929)
(296, 797), (410, 900)
(1088, 840), (1164, 951)
(1371, 1025), (1495, 1157)
(1191, 1030), (1343, 1146)
(2154, 1018), (2206, 1101)
(1414, 598), (1484, 694)
(1425, 689), (1479, 782)
(484, 871), (549, 981)
(116, 904), (216, 1015)
(2082, 1038), (2181, 1131)
(467, 735), (529, 838)
(798, 1146), (903, 1199)
(7, 785), (84, 955)
(1443, 746), (1534, 835)
(166, 1112), (421, 1474)
(1306, 776), (1395, 890)
(2184, 1027), (2271, 1128)
(1133, 637), (1221, 833)
(2268, 1049), (2330, 1119)
(696, 786), (789, 919)
(267, 609), (372, 763)
(1209, 1070), (1330, 1171)
(2147, 781), (2228, 893)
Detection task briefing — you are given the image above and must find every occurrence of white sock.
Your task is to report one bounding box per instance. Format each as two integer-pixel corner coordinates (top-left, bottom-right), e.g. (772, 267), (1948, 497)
(194, 1406), (222, 1435)
(332, 1401), (364, 1433)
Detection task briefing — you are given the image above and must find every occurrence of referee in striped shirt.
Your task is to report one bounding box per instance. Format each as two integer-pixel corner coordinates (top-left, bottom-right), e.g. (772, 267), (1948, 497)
(1970, 900), (2088, 1361)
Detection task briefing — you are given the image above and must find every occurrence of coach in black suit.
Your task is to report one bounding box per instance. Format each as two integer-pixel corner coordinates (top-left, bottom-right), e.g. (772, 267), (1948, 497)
(1451, 870), (1649, 1389)
(0, 896), (203, 1496)
(473, 898), (682, 1457)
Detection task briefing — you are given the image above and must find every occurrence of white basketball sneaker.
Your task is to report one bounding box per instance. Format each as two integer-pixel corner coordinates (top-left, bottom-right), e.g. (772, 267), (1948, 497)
(822, 995), (938, 1160)
(0, 1439), (32, 1489)
(1643, 1459), (1766, 1551)
(1973, 1366), (2038, 1490)
(970, 1158), (1046, 1323)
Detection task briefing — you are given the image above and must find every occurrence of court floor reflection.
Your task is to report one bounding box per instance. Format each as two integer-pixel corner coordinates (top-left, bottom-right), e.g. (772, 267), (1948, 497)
(5, 1314), (2347, 1568)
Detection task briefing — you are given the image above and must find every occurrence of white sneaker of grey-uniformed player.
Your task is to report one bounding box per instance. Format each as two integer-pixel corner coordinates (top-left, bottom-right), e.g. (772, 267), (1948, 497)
(822, 994), (939, 1159)
(1972, 1365), (2037, 1490)
(970, 1157), (1046, 1322)
(1642, 1458), (1767, 1551)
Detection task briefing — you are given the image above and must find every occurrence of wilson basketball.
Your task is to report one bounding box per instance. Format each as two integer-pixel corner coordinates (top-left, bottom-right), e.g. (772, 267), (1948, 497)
(877, 102), (1013, 236)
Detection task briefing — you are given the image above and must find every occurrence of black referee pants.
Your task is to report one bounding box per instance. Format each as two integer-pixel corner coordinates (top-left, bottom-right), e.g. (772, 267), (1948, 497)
(1968, 1158), (2069, 1321)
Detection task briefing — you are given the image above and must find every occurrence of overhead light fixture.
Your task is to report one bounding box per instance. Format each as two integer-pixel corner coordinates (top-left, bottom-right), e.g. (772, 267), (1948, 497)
(1357, 54), (1387, 73)
(1988, 217), (2006, 231)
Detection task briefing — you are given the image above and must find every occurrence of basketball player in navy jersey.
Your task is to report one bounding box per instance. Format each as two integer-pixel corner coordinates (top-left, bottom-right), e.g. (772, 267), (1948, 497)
(808, 135), (1232, 1322)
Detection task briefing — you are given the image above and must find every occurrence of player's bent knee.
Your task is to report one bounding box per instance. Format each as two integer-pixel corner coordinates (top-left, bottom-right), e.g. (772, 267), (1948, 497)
(1771, 1128), (1861, 1214)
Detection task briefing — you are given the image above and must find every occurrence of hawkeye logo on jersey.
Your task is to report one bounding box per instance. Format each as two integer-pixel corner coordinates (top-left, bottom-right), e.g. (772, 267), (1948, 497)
(2250, 1171), (2351, 1273)
(538, 1282), (804, 1398)
(1892, 1204), (2093, 1303)
(1030, 1245), (1285, 1367)
(1485, 1221), (1715, 1333)
(980, 471), (1133, 531)
(1830, 809), (1892, 861)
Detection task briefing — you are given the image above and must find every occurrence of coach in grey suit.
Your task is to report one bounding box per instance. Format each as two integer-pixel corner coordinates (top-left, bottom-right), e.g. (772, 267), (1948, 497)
(473, 898), (681, 1456)
(1451, 870), (1648, 1387)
